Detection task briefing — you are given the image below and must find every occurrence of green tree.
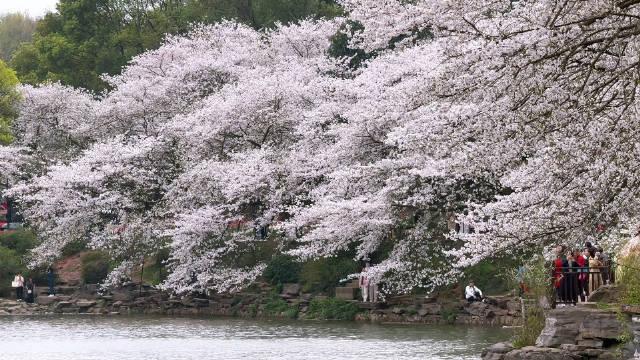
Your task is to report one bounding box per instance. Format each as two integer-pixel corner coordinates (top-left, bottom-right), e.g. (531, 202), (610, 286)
(186, 0), (341, 28)
(0, 60), (19, 144)
(0, 13), (37, 63)
(11, 0), (341, 92)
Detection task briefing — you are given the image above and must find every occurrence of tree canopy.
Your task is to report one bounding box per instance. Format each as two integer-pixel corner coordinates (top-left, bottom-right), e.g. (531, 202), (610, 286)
(2, 0), (639, 295)
(0, 13), (37, 63)
(10, 0), (341, 92)
(0, 60), (19, 145)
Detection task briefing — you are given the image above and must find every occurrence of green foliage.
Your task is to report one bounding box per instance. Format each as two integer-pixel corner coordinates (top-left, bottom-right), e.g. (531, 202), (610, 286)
(263, 255), (301, 285)
(186, 0), (341, 29)
(300, 256), (359, 293)
(262, 293), (298, 319)
(0, 13), (36, 62)
(61, 239), (88, 257)
(439, 305), (459, 324)
(247, 303), (258, 317)
(512, 306), (545, 349)
(12, 0), (342, 91)
(307, 297), (360, 320)
(463, 257), (523, 296)
(617, 254), (640, 305)
(0, 59), (19, 144)
(0, 229), (37, 254)
(81, 251), (110, 284)
(0, 247), (22, 283)
(505, 255), (554, 301)
(502, 255), (552, 349)
(249, 0), (342, 28)
(328, 20), (372, 70)
(0, 229), (41, 297)
(141, 249), (170, 285)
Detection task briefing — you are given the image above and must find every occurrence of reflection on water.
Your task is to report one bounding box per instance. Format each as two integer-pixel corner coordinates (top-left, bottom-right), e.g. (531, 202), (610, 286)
(0, 316), (511, 360)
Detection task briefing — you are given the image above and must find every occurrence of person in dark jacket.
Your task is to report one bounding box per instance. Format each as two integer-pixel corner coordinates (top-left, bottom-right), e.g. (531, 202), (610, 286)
(25, 278), (35, 303)
(565, 253), (579, 306)
(47, 267), (56, 296)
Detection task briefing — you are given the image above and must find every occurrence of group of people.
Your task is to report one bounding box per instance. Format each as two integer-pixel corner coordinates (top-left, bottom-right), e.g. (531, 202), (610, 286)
(554, 243), (612, 306)
(11, 273), (36, 303)
(358, 263), (379, 303)
(10, 267), (56, 303)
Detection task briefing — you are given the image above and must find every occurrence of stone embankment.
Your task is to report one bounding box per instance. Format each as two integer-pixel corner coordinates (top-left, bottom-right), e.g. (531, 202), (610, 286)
(482, 306), (639, 360)
(0, 281), (522, 326)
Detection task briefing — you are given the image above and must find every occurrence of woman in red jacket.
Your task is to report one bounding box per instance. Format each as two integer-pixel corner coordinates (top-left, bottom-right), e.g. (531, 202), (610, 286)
(554, 245), (569, 305)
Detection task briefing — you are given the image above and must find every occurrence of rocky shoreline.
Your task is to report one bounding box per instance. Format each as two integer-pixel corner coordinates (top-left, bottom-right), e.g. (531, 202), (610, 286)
(0, 282), (523, 326)
(482, 306), (640, 360)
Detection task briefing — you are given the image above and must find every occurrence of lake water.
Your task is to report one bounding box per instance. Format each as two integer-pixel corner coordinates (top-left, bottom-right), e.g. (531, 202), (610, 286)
(0, 316), (511, 360)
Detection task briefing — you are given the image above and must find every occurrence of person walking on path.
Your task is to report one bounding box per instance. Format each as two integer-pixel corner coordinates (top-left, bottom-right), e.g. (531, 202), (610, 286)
(12, 273), (24, 301)
(47, 267), (56, 297)
(25, 278), (35, 304)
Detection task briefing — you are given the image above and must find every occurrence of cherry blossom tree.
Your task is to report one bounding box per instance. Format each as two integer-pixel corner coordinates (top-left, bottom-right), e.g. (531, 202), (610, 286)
(8, 19), (344, 292)
(5, 0), (640, 295)
(337, 0), (640, 270)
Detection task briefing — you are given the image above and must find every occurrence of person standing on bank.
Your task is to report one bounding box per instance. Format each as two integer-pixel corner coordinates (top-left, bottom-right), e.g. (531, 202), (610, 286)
(12, 273), (24, 301)
(359, 264), (370, 302)
(554, 245), (569, 303)
(25, 278), (35, 304)
(565, 252), (579, 305)
(47, 267), (56, 297)
(575, 249), (588, 302)
(589, 252), (604, 295)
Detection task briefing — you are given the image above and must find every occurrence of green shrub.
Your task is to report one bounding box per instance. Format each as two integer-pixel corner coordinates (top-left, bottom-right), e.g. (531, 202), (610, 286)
(464, 257), (520, 295)
(61, 239), (88, 257)
(263, 255), (301, 285)
(439, 305), (459, 324)
(504, 255), (554, 302)
(307, 298), (360, 320)
(81, 251), (110, 284)
(142, 249), (170, 285)
(506, 257), (549, 349)
(512, 306), (545, 348)
(0, 229), (36, 255)
(283, 308), (299, 319)
(300, 257), (359, 293)
(617, 254), (640, 305)
(263, 294), (291, 314)
(262, 293), (299, 319)
(248, 303), (258, 318)
(0, 246), (23, 296)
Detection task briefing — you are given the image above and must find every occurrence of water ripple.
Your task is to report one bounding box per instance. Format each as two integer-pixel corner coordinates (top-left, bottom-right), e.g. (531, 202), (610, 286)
(0, 316), (511, 360)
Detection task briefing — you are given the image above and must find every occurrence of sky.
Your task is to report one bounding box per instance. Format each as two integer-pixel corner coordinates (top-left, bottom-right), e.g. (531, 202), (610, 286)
(0, 0), (59, 17)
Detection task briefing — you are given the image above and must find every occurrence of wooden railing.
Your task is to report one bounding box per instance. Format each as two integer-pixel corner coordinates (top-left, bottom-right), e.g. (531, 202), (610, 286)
(553, 265), (614, 305)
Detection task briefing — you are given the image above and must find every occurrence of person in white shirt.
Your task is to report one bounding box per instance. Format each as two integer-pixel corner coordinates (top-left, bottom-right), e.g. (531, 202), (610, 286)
(13, 273), (24, 301)
(359, 263), (370, 302)
(465, 281), (483, 302)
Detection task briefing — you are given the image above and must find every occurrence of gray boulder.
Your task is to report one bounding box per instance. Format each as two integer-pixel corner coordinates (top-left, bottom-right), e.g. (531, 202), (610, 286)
(503, 346), (581, 360)
(281, 283), (301, 296)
